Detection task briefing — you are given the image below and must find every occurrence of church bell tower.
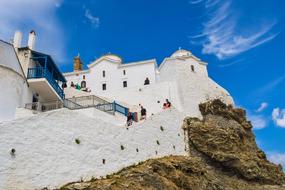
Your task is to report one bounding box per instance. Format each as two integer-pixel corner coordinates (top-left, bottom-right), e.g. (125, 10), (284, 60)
(73, 55), (83, 71)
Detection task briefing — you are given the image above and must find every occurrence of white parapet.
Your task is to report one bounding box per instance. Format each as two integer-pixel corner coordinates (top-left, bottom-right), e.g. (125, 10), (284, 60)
(0, 108), (188, 190)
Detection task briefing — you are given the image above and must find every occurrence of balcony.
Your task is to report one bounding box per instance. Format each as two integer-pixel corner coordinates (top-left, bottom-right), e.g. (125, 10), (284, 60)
(27, 51), (66, 100)
(27, 67), (64, 99)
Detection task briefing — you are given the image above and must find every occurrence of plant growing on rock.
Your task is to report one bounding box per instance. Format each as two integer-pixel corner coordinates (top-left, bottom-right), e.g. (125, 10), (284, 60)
(75, 138), (81, 144)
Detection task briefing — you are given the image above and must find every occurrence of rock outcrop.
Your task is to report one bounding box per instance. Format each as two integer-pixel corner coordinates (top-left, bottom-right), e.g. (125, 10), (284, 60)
(59, 100), (285, 190)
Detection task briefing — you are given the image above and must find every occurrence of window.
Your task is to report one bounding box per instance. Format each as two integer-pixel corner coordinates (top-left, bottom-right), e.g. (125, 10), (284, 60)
(102, 83), (106, 90)
(123, 81), (127, 88)
(81, 81), (86, 88)
(123, 70), (126, 75)
(191, 65), (195, 72)
(103, 70), (106, 77)
(83, 75), (85, 80)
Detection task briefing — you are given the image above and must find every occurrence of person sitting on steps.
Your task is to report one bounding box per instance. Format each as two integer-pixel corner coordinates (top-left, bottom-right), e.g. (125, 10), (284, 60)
(162, 99), (171, 109)
(71, 81), (75, 88)
(126, 112), (133, 127)
(140, 106), (147, 120)
(166, 99), (171, 108)
(144, 77), (150, 85)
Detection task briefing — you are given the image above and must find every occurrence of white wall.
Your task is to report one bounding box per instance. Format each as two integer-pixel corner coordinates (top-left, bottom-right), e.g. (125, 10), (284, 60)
(0, 67), (33, 122)
(159, 57), (208, 79)
(64, 71), (87, 88)
(0, 108), (187, 190)
(16, 49), (31, 77)
(0, 41), (33, 122)
(158, 56), (234, 117)
(96, 81), (183, 116)
(93, 56), (233, 118)
(0, 41), (25, 78)
(63, 54), (233, 119)
(64, 59), (156, 94)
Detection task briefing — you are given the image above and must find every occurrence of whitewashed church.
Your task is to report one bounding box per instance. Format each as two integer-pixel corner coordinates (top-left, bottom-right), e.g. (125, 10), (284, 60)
(0, 31), (235, 190)
(64, 54), (157, 93)
(0, 30), (233, 121)
(63, 48), (208, 94)
(63, 48), (232, 116)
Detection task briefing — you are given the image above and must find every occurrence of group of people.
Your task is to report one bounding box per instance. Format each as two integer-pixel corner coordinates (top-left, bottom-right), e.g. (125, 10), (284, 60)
(70, 81), (91, 92)
(126, 99), (171, 127)
(126, 104), (147, 127)
(162, 99), (171, 109)
(70, 82), (81, 90)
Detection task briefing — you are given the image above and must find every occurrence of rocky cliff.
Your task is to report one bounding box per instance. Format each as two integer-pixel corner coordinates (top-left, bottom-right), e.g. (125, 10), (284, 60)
(59, 100), (285, 190)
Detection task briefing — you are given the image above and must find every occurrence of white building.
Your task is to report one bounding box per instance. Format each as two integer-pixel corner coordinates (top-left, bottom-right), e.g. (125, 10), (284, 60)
(64, 48), (233, 117)
(0, 31), (66, 122)
(0, 34), (235, 189)
(64, 54), (157, 94)
(0, 40), (31, 121)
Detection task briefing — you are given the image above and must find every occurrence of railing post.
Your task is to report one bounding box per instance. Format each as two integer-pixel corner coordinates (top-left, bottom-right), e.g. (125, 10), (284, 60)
(44, 56), (47, 69)
(113, 101), (116, 115)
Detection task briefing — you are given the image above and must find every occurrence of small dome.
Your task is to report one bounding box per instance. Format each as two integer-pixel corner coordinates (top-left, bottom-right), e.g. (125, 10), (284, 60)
(171, 49), (192, 58)
(102, 54), (122, 63)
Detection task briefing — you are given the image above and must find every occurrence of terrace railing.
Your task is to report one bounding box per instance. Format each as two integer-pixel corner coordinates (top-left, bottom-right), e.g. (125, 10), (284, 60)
(27, 67), (65, 99)
(25, 95), (132, 117)
(114, 102), (129, 116)
(25, 100), (63, 112)
(67, 95), (109, 108)
(65, 96), (130, 116)
(63, 99), (84, 110)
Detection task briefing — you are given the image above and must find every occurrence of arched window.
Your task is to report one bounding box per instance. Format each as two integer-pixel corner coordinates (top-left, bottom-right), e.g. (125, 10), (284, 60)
(123, 70), (126, 75)
(81, 81), (86, 88)
(103, 70), (106, 77)
(191, 65), (195, 72)
(83, 75), (85, 80)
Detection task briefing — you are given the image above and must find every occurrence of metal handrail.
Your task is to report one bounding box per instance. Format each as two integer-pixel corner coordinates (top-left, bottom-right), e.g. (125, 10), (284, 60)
(25, 100), (63, 112)
(24, 92), (131, 117)
(67, 95), (109, 108)
(114, 102), (129, 116)
(63, 99), (83, 110)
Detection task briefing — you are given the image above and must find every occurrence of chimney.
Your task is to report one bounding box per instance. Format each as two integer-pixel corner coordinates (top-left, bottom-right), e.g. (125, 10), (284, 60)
(28, 30), (36, 50)
(13, 31), (22, 49)
(73, 55), (83, 72)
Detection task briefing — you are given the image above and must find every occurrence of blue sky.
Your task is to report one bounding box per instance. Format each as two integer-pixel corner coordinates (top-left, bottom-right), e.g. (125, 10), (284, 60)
(0, 0), (285, 167)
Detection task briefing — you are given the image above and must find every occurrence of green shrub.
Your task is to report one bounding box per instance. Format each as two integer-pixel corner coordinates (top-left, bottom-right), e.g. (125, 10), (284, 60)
(75, 138), (81, 144)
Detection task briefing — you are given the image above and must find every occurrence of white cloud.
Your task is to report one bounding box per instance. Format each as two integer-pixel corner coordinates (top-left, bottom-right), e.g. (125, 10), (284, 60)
(189, 0), (204, 4)
(255, 74), (285, 95)
(256, 102), (268, 112)
(0, 0), (66, 63)
(249, 114), (268, 130)
(84, 9), (100, 28)
(268, 152), (285, 169)
(190, 0), (278, 59)
(272, 108), (285, 128)
(218, 58), (245, 68)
